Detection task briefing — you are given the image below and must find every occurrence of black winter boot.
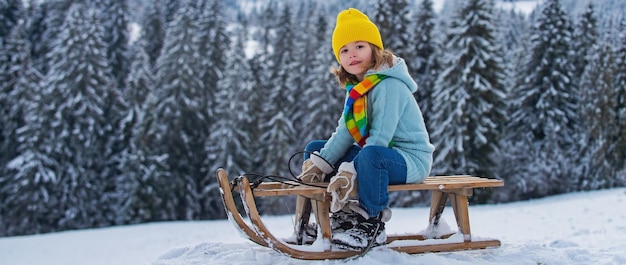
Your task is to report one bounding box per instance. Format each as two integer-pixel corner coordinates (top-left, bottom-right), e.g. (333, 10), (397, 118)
(331, 211), (386, 251)
(304, 209), (361, 238)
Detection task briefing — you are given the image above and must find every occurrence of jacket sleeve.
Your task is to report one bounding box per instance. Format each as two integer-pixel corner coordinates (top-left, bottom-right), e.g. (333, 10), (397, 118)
(319, 114), (355, 165)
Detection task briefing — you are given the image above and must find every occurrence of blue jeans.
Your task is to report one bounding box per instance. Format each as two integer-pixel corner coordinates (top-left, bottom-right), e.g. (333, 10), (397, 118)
(303, 140), (407, 217)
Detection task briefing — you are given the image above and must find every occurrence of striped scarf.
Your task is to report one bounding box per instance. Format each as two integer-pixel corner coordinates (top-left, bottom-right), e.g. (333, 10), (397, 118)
(343, 74), (387, 146)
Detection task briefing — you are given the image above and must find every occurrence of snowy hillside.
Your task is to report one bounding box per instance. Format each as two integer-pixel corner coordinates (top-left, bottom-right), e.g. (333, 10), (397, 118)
(1, 187), (625, 265)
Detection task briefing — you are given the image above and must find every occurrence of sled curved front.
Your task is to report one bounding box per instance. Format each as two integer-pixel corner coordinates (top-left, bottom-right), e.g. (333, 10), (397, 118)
(216, 169), (268, 247)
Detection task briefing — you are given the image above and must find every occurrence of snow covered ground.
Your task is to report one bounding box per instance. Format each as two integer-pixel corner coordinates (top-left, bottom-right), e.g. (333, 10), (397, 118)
(1, 187), (625, 265)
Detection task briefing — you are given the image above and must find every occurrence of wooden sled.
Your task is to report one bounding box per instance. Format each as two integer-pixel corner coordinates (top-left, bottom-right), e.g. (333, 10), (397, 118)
(216, 168), (504, 260)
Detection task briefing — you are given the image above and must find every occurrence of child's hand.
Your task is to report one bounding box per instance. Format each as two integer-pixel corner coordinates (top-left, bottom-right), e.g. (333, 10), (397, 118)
(296, 159), (325, 183)
(327, 162), (358, 212)
(297, 152), (333, 183)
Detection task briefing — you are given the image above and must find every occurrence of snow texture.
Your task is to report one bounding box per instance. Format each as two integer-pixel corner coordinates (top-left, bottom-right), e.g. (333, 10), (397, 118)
(1, 187), (625, 265)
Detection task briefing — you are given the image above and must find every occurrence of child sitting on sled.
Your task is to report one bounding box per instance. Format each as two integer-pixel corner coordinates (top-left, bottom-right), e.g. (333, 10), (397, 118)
(296, 8), (435, 251)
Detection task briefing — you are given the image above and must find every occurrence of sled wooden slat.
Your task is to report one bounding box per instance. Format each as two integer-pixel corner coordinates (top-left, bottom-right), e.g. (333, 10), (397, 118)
(390, 239), (502, 254)
(386, 232), (454, 242)
(245, 175), (503, 198)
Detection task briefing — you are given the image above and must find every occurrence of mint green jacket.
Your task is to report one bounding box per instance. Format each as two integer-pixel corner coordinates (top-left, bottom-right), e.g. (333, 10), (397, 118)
(319, 56), (435, 183)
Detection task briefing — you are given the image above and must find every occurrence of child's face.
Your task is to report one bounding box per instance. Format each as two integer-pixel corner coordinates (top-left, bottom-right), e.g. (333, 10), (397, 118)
(339, 41), (373, 81)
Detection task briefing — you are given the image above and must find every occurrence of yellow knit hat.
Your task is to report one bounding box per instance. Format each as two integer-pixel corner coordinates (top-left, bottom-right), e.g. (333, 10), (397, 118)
(332, 8), (383, 63)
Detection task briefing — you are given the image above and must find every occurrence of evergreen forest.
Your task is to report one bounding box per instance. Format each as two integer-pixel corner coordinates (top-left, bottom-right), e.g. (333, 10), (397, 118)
(1, 0), (625, 236)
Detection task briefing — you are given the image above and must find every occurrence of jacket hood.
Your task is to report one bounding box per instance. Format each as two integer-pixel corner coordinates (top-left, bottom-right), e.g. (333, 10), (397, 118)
(366, 56), (417, 93)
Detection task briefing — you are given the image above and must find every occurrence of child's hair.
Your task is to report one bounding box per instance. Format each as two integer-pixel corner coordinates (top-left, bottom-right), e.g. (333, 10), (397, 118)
(332, 43), (394, 86)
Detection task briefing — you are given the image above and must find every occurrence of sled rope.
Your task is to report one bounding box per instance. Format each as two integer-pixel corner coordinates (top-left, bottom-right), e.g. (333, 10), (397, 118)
(235, 151), (334, 192)
(233, 151), (334, 192)
(287, 151), (335, 181)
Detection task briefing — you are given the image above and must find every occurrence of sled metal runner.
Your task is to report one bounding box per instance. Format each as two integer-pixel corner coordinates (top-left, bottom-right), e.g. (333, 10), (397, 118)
(216, 168), (504, 260)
